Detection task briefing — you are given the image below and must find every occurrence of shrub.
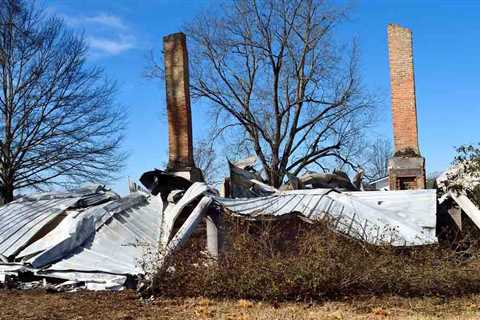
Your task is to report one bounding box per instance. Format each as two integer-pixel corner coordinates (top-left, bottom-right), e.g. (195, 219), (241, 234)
(146, 216), (480, 301)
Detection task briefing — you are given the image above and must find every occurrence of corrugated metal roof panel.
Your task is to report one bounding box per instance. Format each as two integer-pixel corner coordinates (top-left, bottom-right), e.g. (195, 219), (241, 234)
(0, 197), (82, 258)
(214, 189), (437, 246)
(345, 189), (437, 228)
(41, 193), (163, 277)
(0, 185), (118, 259)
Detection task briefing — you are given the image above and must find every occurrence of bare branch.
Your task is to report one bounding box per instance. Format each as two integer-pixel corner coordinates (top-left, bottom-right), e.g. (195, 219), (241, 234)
(0, 0), (126, 201)
(148, 0), (376, 187)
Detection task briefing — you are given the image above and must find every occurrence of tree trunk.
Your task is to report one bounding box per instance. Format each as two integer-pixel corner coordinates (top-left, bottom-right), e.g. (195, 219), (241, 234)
(268, 167), (283, 188)
(1, 183), (14, 204)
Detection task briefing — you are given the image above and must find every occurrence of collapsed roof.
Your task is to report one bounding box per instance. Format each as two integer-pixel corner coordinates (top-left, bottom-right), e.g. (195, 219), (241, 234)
(0, 185), (164, 290)
(216, 189), (436, 246)
(0, 165), (439, 291)
(437, 164), (480, 232)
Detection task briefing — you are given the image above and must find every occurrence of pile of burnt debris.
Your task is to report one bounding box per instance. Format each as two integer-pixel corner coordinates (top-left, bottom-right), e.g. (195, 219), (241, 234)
(1, 27), (479, 292)
(0, 156), (476, 292)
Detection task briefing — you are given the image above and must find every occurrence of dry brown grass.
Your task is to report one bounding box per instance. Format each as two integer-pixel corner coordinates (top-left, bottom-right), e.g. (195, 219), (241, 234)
(3, 218), (480, 319)
(2, 290), (480, 319)
(149, 216), (480, 301)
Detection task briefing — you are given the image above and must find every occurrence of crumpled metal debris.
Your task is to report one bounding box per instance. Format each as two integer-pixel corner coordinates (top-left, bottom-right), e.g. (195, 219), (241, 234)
(140, 169), (193, 199)
(437, 165), (480, 232)
(228, 158), (360, 198)
(0, 166), (440, 292)
(0, 185), (163, 291)
(0, 179), (217, 292)
(293, 171), (358, 191)
(215, 188), (437, 246)
(228, 160), (276, 198)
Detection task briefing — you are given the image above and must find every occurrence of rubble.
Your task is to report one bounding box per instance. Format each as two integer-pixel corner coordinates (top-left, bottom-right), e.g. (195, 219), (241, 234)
(0, 27), (475, 293)
(216, 188), (436, 246)
(8, 154), (480, 292)
(0, 167), (441, 292)
(437, 164), (480, 233)
(228, 160), (277, 198)
(228, 159), (360, 197)
(0, 185), (163, 290)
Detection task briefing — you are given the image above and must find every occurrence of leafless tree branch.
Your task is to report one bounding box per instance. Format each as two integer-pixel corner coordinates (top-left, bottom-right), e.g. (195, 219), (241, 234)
(0, 0), (126, 201)
(149, 0), (376, 187)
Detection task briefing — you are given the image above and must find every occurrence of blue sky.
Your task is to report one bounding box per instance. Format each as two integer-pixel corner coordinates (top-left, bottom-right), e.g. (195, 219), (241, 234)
(44, 0), (480, 194)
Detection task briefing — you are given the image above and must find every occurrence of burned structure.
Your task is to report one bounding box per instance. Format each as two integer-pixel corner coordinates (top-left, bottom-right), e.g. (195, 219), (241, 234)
(387, 24), (426, 190)
(163, 32), (203, 182)
(3, 27), (479, 293)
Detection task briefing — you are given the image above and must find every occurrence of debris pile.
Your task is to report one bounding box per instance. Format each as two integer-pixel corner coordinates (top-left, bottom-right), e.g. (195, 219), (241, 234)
(2, 26), (479, 293)
(0, 163), (440, 291)
(437, 164), (480, 233)
(5, 156), (480, 292)
(0, 185), (163, 290)
(225, 160), (436, 245)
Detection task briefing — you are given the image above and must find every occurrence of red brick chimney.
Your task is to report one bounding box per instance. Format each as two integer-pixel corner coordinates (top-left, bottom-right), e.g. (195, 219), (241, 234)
(163, 32), (203, 182)
(387, 24), (425, 190)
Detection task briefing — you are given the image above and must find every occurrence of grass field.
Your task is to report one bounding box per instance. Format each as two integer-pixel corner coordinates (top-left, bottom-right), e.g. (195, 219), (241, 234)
(1, 290), (479, 320)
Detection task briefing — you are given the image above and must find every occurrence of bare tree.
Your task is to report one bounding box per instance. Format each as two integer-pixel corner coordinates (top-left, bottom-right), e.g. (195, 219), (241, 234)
(363, 137), (392, 181)
(193, 140), (223, 185)
(148, 0), (376, 187)
(0, 0), (126, 202)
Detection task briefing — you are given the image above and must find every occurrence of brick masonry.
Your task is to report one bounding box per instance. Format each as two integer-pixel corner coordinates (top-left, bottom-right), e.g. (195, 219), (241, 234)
(387, 24), (425, 190)
(387, 24), (420, 155)
(163, 32), (195, 170)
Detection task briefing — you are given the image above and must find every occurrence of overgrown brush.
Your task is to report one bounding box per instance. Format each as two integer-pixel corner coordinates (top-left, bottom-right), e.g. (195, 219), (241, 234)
(146, 216), (480, 301)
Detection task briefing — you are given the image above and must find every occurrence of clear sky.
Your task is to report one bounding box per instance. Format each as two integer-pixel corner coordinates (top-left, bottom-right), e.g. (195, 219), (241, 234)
(44, 0), (480, 194)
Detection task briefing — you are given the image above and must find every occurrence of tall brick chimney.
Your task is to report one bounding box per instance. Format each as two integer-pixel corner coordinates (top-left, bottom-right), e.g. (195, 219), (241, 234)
(387, 24), (425, 190)
(163, 32), (203, 182)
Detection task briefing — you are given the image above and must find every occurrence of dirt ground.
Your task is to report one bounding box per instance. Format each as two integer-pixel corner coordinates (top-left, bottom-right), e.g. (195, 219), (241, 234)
(0, 290), (479, 320)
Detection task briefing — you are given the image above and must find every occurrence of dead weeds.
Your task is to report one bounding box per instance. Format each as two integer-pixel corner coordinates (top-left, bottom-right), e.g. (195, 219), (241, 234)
(1, 290), (480, 320)
(149, 217), (480, 301)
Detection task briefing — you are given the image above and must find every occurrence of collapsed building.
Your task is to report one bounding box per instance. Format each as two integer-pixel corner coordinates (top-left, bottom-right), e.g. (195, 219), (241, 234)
(0, 26), (476, 291)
